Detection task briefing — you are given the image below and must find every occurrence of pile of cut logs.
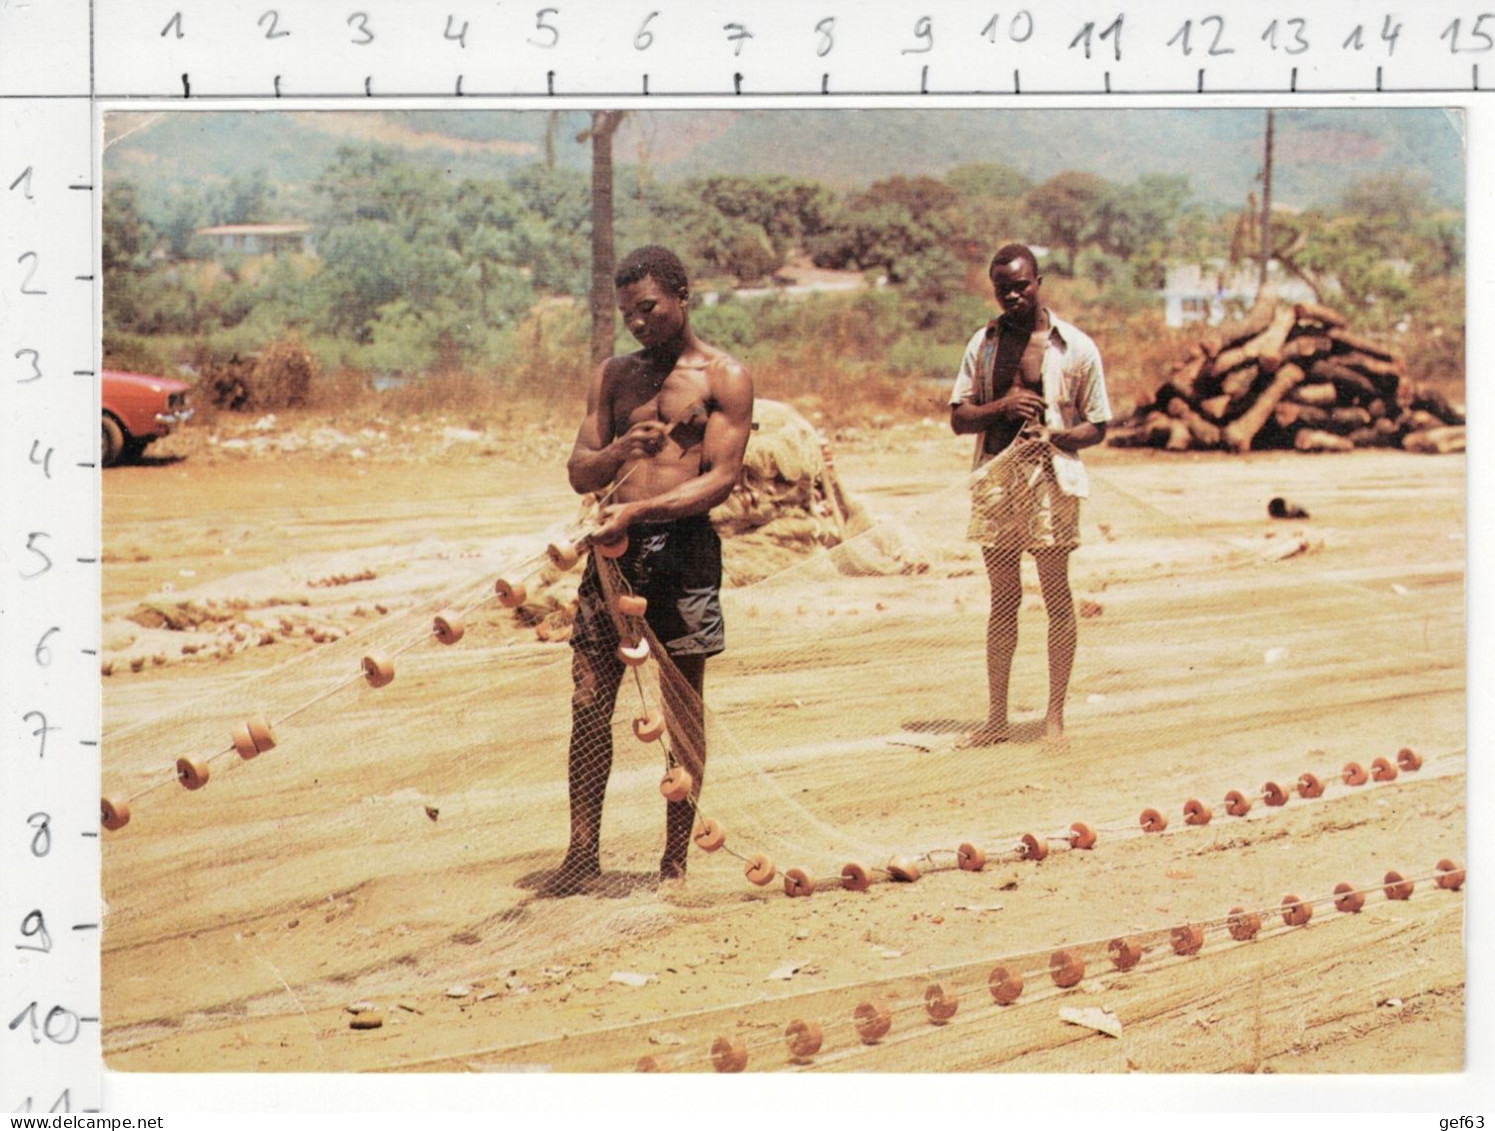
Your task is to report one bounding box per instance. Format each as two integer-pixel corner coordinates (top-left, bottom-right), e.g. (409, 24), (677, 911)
(1109, 292), (1465, 454)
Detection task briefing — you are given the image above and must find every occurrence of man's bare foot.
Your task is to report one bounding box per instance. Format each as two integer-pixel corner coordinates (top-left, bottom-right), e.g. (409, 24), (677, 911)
(540, 849), (602, 896)
(1044, 712), (1065, 743)
(954, 723), (1010, 749)
(659, 855), (688, 884)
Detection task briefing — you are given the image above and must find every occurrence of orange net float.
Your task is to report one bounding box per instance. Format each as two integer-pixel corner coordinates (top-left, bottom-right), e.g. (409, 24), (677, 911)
(231, 717), (277, 760)
(1281, 895), (1313, 927)
(1183, 798), (1212, 826)
(591, 533), (629, 560)
(632, 712), (666, 743)
(988, 965), (1024, 1005)
(1067, 822), (1097, 850)
(885, 855), (921, 882)
(1108, 937), (1142, 972)
(1333, 883), (1365, 913)
(546, 539), (580, 570)
(1342, 761), (1368, 786)
(1371, 756), (1399, 782)
(783, 867), (816, 898)
(617, 638), (651, 667)
(659, 765), (693, 803)
(634, 1055), (674, 1073)
(1435, 859), (1465, 891)
(853, 1000), (892, 1044)
(710, 1036), (748, 1074)
(1139, 808), (1167, 833)
(692, 818), (726, 852)
(1049, 949), (1085, 988)
(614, 593), (648, 618)
(1227, 906), (1262, 941)
(432, 610), (465, 645)
(784, 1019), (823, 1059)
(957, 842), (987, 871)
(100, 796), (131, 831)
(1224, 790), (1252, 817)
(1396, 747), (1423, 772)
(924, 983), (959, 1024)
(1170, 924), (1204, 956)
(744, 854), (776, 887)
(840, 861), (871, 892)
(175, 756), (209, 791)
(1262, 781), (1288, 807)
(1018, 832), (1049, 861)
(494, 577), (527, 608)
(1296, 772), (1325, 799)
(362, 652), (395, 689)
(1383, 871), (1414, 901)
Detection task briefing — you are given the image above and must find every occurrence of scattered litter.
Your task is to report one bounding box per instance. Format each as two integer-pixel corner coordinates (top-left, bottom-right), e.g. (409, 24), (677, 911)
(648, 1032), (688, 1046)
(608, 971), (656, 987)
(445, 984), (471, 998)
(1060, 1005), (1122, 1038)
(1165, 869), (1195, 880)
(424, 805), (440, 822)
(349, 1012), (384, 1031)
(1086, 693), (1108, 704)
(1264, 647), (1290, 664)
(345, 1000), (376, 1014)
(1378, 997), (1404, 1009)
(794, 928), (810, 940)
(1259, 534), (1310, 562)
(396, 1002), (422, 1015)
(1391, 584), (1409, 596)
(873, 946), (904, 960)
(767, 960), (809, 981)
(954, 903), (1005, 914)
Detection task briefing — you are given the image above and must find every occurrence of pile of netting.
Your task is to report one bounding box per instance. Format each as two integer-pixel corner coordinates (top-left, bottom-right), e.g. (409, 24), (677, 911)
(99, 422), (1465, 1073)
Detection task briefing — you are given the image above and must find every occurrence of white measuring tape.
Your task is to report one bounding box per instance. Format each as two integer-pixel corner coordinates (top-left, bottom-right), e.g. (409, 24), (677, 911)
(0, 0), (1489, 1117)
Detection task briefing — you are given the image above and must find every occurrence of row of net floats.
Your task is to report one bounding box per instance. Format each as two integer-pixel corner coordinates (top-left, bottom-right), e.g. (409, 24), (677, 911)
(633, 858), (1467, 1073)
(98, 523), (612, 832)
(688, 745), (1432, 900)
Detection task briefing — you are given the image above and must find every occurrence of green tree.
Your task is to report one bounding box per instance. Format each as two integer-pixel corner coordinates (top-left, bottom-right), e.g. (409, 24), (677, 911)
(1026, 171), (1108, 275)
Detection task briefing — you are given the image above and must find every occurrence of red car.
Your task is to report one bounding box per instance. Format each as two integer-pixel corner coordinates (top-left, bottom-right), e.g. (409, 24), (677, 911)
(101, 369), (193, 467)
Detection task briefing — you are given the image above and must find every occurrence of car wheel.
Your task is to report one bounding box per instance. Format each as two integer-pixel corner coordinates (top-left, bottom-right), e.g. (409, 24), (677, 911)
(121, 436), (149, 463)
(101, 414), (125, 467)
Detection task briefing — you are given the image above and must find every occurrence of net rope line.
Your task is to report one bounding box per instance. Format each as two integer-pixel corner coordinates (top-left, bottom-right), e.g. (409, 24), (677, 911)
(100, 419), (1452, 784)
(386, 860), (1464, 1074)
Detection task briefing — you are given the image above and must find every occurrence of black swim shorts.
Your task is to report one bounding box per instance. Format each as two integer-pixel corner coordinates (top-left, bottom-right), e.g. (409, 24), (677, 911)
(570, 516), (725, 659)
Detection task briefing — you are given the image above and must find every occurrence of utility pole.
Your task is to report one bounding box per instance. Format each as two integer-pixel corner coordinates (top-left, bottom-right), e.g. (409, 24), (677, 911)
(1259, 109), (1275, 292)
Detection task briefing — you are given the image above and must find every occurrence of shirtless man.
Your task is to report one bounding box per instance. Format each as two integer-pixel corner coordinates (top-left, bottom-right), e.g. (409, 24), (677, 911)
(559, 245), (754, 888)
(950, 243), (1111, 746)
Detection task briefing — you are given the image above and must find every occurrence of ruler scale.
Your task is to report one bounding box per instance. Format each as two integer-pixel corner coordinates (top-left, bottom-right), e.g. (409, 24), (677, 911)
(0, 0), (1488, 1116)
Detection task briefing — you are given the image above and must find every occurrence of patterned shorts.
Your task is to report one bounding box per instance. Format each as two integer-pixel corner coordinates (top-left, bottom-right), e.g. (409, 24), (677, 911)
(967, 445), (1080, 553)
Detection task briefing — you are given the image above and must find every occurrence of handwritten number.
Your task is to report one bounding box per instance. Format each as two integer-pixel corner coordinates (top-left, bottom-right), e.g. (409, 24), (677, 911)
(1442, 15), (1495, 53)
(28, 813), (51, 858)
(161, 12), (184, 38)
(347, 12), (374, 45)
(258, 10), (289, 39)
(814, 16), (835, 57)
(21, 532), (52, 579)
(1070, 14), (1122, 61)
(25, 713), (57, 761)
(34, 627), (58, 666)
(724, 22), (753, 56)
(18, 252), (47, 296)
(443, 15), (469, 47)
(1010, 11), (1034, 42)
(15, 348), (42, 384)
(9, 167), (33, 200)
(8, 1003), (80, 1046)
(1381, 15), (1402, 55)
(633, 11), (658, 50)
(530, 8), (560, 48)
(29, 441), (53, 480)
(1263, 18), (1308, 54)
(17, 910), (52, 954)
(902, 15), (933, 54)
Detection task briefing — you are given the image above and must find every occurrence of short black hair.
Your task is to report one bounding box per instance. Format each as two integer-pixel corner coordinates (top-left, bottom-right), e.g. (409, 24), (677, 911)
(615, 245), (689, 296)
(988, 243), (1040, 282)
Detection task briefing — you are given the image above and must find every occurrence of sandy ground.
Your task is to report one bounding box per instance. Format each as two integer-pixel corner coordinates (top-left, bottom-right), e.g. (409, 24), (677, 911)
(100, 414), (1468, 1090)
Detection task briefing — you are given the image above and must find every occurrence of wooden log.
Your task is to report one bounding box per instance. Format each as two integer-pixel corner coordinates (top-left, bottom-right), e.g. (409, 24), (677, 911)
(1347, 426), (1398, 449)
(1219, 361), (1263, 401)
(1309, 359), (1379, 404)
(1335, 349), (1404, 382)
(1166, 398), (1223, 448)
(1283, 334), (1335, 363)
(1294, 428), (1354, 453)
(1294, 300), (1348, 328)
(1289, 382), (1339, 408)
(1212, 304), (1297, 376)
(1203, 286), (1278, 357)
(1327, 327), (1398, 362)
(1222, 363), (1307, 453)
(1163, 418), (1192, 451)
(1409, 384), (1466, 425)
(1197, 394), (1233, 422)
(1284, 404), (1329, 428)
(1330, 406), (1373, 430)
(1401, 425), (1465, 455)
(1106, 423), (1156, 449)
(1160, 346), (1211, 401)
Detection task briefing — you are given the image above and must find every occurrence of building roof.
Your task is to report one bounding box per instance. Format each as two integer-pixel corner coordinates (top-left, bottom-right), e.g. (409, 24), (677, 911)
(195, 223), (311, 236)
